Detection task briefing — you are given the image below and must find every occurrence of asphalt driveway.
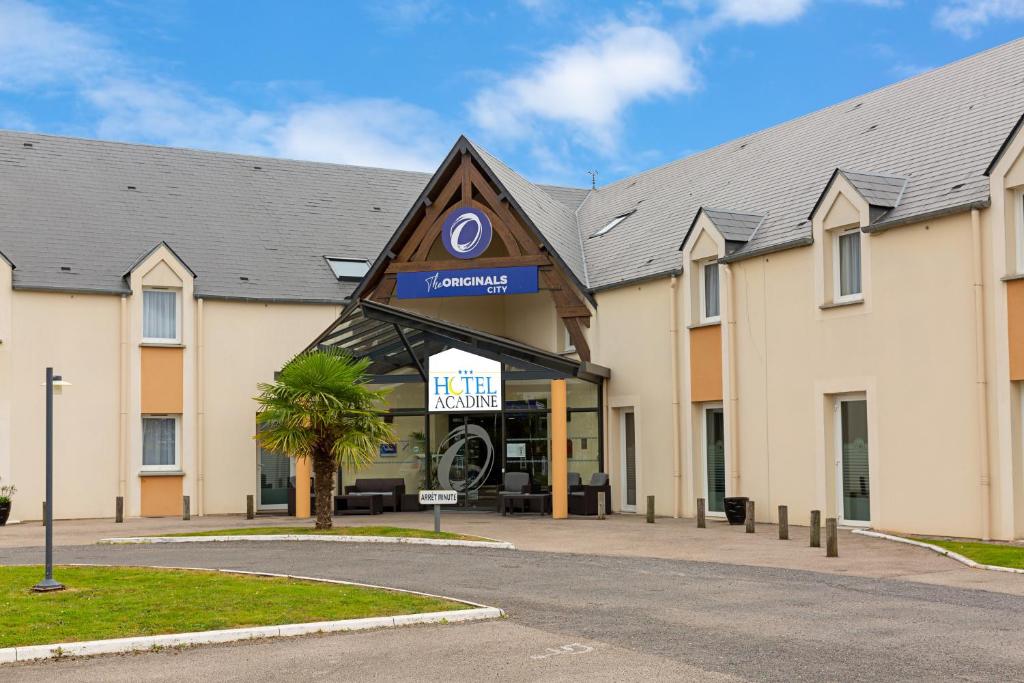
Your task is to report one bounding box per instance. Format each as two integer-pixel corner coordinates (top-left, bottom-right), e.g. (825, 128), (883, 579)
(3, 541), (1024, 681)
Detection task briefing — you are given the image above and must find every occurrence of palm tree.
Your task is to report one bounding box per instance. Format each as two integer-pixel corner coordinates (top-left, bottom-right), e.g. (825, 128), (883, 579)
(254, 349), (393, 530)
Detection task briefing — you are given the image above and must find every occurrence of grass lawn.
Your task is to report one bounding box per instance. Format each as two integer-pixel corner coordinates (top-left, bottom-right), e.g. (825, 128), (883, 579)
(910, 537), (1024, 570)
(159, 526), (491, 542)
(0, 565), (465, 648)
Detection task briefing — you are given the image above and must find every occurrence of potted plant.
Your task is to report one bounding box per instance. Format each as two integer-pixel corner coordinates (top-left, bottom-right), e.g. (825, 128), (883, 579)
(723, 496), (748, 526)
(0, 478), (15, 526)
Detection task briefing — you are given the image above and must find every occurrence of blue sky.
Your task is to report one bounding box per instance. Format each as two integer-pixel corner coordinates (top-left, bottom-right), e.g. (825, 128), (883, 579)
(1, 1), (1023, 187)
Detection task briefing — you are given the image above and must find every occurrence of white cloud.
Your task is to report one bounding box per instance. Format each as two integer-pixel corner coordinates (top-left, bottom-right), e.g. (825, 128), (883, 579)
(274, 101), (450, 171)
(711, 0), (811, 25)
(469, 23), (695, 151)
(0, 0), (113, 90)
(0, 0), (452, 171)
(935, 0), (1024, 38)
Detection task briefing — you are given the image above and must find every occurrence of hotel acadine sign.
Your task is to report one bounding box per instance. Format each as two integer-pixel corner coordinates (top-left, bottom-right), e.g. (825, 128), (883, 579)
(428, 348), (501, 412)
(395, 207), (539, 300)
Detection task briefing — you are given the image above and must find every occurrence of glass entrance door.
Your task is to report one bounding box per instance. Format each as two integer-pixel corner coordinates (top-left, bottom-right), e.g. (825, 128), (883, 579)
(704, 405), (726, 514)
(258, 447), (292, 510)
(836, 397), (870, 524)
(430, 413), (501, 509)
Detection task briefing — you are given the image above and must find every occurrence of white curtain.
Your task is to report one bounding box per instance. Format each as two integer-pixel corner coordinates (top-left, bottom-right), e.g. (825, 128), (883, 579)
(143, 418), (176, 466)
(839, 233), (862, 296)
(703, 263), (720, 318)
(143, 290), (177, 340)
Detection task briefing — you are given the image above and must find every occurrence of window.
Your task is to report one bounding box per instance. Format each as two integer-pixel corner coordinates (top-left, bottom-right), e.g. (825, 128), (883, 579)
(326, 257), (370, 281)
(590, 212), (633, 238)
(834, 228), (862, 301)
(143, 289), (179, 343)
(142, 415), (179, 471)
(700, 260), (721, 322)
(563, 323), (576, 353)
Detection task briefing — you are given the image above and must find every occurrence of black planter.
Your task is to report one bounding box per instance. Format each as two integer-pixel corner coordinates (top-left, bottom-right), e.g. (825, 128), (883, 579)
(0, 501), (10, 526)
(723, 496), (748, 525)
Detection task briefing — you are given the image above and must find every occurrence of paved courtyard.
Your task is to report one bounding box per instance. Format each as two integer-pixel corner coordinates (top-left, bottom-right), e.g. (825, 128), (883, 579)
(3, 536), (1024, 681)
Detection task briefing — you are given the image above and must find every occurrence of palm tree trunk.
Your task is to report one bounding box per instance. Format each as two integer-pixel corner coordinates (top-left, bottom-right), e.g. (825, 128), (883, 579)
(312, 448), (335, 531)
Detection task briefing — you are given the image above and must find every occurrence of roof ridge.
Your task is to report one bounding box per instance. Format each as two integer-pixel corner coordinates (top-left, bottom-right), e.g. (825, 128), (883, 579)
(0, 128), (434, 178)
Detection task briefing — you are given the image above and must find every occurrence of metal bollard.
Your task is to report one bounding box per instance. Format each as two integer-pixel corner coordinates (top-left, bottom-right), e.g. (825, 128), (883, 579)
(115, 496), (124, 523)
(697, 498), (706, 528)
(246, 494), (255, 520)
(597, 491), (606, 520)
(182, 495), (191, 521)
(826, 517), (839, 558)
(810, 510), (821, 548)
(646, 495), (655, 523)
(745, 500), (755, 533)
(778, 505), (789, 540)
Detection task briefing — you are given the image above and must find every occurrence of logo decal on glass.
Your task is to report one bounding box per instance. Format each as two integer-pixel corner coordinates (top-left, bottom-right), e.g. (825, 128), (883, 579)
(441, 208), (492, 259)
(435, 423), (495, 494)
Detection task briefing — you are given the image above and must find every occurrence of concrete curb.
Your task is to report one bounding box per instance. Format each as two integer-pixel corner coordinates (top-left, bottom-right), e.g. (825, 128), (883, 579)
(0, 566), (504, 663)
(98, 534), (515, 550)
(852, 529), (1024, 575)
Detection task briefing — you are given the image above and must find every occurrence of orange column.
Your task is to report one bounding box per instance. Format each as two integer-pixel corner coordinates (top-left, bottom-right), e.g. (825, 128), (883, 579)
(551, 379), (568, 519)
(294, 457), (311, 519)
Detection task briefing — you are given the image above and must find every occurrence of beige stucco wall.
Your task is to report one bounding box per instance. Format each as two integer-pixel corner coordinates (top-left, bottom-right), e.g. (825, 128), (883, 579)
(591, 279), (679, 515)
(730, 211), (984, 537)
(199, 299), (342, 514)
(396, 291), (562, 352)
(6, 291), (121, 520)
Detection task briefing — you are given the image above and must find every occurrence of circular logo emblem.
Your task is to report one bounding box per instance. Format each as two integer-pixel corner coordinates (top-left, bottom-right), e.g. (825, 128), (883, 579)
(441, 208), (492, 259)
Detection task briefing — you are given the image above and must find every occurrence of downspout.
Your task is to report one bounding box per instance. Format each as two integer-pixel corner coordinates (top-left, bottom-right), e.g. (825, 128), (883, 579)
(723, 264), (740, 496)
(669, 275), (682, 518)
(971, 208), (992, 540)
(196, 297), (205, 517)
(118, 295), (128, 502)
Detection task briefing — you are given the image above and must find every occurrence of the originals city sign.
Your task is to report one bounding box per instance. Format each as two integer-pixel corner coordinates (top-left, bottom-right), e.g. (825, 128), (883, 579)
(428, 348), (501, 412)
(394, 206), (539, 300)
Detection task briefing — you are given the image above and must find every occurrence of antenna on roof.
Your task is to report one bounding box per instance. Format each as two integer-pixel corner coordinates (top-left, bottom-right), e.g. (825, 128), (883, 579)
(587, 170), (598, 190)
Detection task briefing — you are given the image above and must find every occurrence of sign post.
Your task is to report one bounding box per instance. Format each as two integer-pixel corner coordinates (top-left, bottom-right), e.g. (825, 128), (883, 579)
(418, 490), (458, 533)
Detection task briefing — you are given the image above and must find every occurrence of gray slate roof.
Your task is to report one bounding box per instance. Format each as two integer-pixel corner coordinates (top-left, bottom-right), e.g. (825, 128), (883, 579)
(838, 170), (907, 210)
(701, 209), (764, 243)
(0, 132), (585, 301)
(578, 36), (1024, 286)
(3, 37), (1024, 298)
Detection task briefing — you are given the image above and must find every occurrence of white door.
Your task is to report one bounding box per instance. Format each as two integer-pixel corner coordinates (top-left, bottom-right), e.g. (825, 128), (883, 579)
(702, 403), (726, 516)
(620, 409), (637, 512)
(834, 395), (870, 526)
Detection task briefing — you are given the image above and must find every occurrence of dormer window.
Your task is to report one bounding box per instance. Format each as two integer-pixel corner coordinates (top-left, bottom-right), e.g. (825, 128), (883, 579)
(700, 260), (720, 323)
(834, 228), (862, 301)
(326, 257), (370, 281)
(590, 211), (633, 238)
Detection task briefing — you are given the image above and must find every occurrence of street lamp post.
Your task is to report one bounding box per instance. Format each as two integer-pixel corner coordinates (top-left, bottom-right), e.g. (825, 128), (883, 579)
(33, 367), (65, 593)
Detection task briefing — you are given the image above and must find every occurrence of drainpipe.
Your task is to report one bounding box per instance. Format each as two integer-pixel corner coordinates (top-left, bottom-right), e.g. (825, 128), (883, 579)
(196, 297), (205, 517)
(669, 275), (682, 518)
(723, 264), (740, 496)
(971, 208), (992, 540)
(118, 295), (128, 502)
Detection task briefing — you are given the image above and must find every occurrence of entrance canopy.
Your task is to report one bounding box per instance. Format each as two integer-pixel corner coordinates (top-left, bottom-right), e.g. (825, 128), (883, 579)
(309, 300), (610, 383)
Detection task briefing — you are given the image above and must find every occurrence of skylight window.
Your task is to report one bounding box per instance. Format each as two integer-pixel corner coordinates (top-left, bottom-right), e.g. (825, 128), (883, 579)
(590, 211), (634, 238)
(326, 257), (370, 281)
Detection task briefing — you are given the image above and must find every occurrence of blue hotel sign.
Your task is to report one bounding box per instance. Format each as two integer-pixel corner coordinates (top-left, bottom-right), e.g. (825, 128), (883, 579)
(397, 266), (538, 299)
(395, 206), (539, 299)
